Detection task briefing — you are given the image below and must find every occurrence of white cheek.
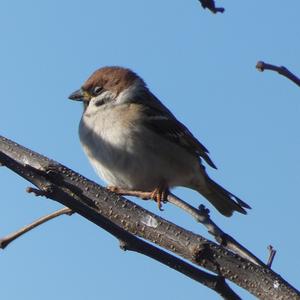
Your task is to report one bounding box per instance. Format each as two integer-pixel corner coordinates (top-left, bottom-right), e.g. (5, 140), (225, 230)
(91, 91), (115, 105)
(116, 79), (145, 104)
(86, 92), (116, 115)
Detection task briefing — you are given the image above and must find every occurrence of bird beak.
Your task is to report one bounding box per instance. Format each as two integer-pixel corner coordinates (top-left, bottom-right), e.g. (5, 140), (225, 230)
(68, 89), (91, 102)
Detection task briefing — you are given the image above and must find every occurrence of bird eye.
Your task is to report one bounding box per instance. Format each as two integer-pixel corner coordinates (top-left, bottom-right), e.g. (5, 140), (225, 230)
(93, 86), (103, 95)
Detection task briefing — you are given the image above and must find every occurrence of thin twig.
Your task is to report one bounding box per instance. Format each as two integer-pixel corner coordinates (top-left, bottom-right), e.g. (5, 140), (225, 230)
(0, 206), (73, 249)
(167, 193), (264, 266)
(198, 0), (225, 14)
(27, 186), (49, 197)
(267, 245), (277, 268)
(256, 61), (300, 87)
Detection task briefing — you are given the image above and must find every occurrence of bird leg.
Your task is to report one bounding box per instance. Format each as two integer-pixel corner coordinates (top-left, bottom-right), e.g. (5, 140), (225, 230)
(107, 183), (169, 211)
(107, 186), (152, 199)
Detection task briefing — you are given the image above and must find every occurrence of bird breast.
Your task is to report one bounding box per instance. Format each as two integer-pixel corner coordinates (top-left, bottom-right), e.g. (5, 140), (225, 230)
(79, 103), (201, 191)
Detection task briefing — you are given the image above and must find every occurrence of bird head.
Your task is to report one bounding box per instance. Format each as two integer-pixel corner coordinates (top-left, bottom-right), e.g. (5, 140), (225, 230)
(68, 66), (146, 110)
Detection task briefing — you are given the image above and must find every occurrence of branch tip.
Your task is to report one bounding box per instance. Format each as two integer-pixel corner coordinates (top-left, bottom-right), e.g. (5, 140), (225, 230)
(26, 186), (53, 197)
(0, 238), (9, 250)
(198, 204), (210, 216)
(119, 240), (128, 251)
(26, 186), (45, 196)
(256, 60), (300, 87)
(256, 61), (265, 72)
(267, 245), (277, 268)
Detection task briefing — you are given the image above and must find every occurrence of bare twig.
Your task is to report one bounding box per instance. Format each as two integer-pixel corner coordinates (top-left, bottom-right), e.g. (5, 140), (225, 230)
(198, 0), (225, 14)
(0, 206), (73, 249)
(256, 61), (300, 87)
(166, 193), (264, 266)
(267, 245), (277, 268)
(26, 186), (49, 197)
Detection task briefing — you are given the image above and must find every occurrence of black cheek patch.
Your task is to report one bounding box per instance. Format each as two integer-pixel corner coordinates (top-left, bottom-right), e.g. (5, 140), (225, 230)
(94, 99), (104, 107)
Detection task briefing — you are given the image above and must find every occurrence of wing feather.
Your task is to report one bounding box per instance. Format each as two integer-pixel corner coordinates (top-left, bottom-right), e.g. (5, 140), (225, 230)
(136, 92), (217, 169)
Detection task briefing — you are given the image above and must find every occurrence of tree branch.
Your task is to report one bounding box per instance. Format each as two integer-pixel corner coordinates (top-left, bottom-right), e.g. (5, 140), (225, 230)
(0, 197), (239, 299)
(0, 135), (299, 299)
(166, 194), (264, 266)
(267, 245), (277, 268)
(117, 189), (264, 266)
(118, 238), (241, 300)
(256, 61), (300, 87)
(198, 0), (225, 14)
(0, 206), (73, 249)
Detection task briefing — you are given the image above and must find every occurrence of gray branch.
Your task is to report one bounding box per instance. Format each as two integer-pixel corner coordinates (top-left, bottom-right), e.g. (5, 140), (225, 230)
(0, 135), (299, 300)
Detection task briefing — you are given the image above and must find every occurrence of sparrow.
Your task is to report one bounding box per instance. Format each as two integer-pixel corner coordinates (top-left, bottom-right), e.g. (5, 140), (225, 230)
(69, 66), (250, 217)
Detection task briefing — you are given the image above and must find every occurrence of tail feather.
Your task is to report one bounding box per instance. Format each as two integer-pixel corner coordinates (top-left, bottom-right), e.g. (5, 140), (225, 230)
(198, 177), (251, 217)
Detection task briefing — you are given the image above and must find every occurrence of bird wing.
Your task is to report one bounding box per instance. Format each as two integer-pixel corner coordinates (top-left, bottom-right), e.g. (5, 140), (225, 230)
(138, 93), (217, 169)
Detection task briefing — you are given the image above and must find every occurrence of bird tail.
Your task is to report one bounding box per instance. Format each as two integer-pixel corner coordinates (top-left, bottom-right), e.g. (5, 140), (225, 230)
(197, 177), (251, 217)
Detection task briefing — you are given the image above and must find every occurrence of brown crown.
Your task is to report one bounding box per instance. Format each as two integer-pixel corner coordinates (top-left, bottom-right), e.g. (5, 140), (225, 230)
(82, 66), (145, 95)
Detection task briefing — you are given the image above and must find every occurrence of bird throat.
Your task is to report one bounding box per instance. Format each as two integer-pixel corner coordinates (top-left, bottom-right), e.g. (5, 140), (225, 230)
(83, 101), (89, 111)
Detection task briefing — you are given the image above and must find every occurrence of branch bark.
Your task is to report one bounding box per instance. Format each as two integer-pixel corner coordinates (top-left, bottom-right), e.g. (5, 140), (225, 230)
(0, 135), (299, 300)
(166, 194), (264, 266)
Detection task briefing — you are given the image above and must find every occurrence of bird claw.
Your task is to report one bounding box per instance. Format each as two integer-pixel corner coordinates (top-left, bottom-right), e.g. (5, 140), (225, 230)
(150, 185), (169, 211)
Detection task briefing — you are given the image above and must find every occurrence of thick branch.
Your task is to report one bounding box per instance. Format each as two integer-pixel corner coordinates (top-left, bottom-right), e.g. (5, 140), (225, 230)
(0, 150), (239, 299)
(0, 135), (299, 300)
(0, 204), (237, 299)
(119, 238), (241, 300)
(256, 61), (300, 87)
(117, 189), (264, 266)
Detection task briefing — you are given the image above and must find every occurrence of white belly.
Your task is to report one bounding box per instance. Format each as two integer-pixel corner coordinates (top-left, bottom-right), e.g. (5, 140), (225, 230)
(79, 105), (201, 191)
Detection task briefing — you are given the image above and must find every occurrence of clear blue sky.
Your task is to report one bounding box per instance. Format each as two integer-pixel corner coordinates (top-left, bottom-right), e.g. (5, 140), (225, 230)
(0, 1), (299, 299)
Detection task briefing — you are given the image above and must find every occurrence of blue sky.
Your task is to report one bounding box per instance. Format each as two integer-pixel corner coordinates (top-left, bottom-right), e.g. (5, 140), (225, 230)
(0, 1), (299, 299)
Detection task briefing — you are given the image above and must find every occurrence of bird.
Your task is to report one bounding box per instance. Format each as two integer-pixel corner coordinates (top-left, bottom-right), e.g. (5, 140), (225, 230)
(68, 66), (250, 217)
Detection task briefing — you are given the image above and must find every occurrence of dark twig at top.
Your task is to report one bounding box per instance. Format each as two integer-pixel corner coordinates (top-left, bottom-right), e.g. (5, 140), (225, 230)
(198, 0), (225, 14)
(256, 61), (300, 87)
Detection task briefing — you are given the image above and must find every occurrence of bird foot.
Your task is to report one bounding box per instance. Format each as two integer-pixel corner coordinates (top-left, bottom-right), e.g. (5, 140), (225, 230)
(107, 185), (169, 211)
(150, 185), (169, 211)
